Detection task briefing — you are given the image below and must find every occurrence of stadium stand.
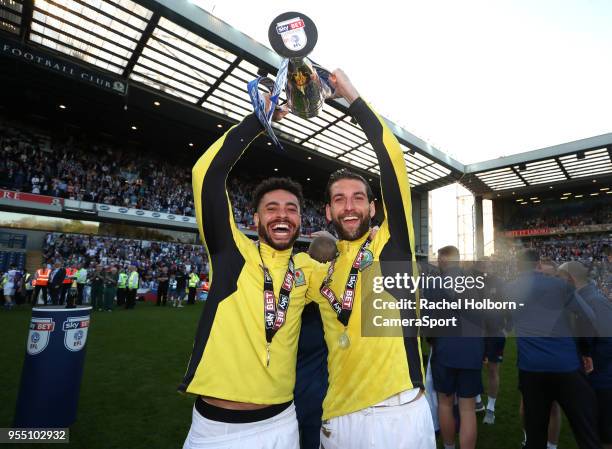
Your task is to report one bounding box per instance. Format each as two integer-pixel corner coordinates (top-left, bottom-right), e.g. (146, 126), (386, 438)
(42, 232), (208, 282)
(0, 231), (27, 272)
(0, 120), (327, 234)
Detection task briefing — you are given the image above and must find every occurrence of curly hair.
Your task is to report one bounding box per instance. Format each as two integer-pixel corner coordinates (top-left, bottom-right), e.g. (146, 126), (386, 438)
(251, 177), (304, 211)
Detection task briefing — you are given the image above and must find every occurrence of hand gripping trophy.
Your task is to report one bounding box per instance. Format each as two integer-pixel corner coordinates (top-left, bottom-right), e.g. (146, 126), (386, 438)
(248, 12), (334, 147)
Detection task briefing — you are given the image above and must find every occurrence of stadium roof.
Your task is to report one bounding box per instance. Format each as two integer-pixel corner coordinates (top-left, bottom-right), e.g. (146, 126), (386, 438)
(2, 0), (611, 196)
(1, 0), (463, 191)
(462, 133), (612, 198)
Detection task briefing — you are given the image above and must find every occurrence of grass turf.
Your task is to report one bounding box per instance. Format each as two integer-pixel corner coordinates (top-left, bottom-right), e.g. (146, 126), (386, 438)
(1, 302), (577, 449)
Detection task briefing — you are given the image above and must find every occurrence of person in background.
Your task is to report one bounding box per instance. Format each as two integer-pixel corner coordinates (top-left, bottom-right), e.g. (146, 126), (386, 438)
(174, 265), (187, 308)
(32, 264), (50, 306)
(3, 264), (19, 309)
(168, 272), (177, 307)
(116, 266), (128, 307)
(432, 246), (484, 449)
(75, 263), (88, 306)
(473, 257), (508, 425)
(125, 264), (139, 310)
(508, 249), (600, 449)
(90, 264), (105, 312)
(559, 261), (612, 449)
(156, 266), (169, 307)
(519, 256), (563, 449)
(62, 264), (76, 306)
(103, 265), (118, 312)
(187, 270), (199, 305)
(294, 234), (336, 449)
(48, 261), (66, 306)
(23, 270), (34, 306)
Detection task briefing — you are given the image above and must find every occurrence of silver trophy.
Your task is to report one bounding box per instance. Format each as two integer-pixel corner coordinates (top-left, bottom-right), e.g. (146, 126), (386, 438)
(268, 12), (333, 119)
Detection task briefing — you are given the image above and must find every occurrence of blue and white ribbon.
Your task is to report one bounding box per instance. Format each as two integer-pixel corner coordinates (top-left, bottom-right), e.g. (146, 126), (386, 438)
(247, 59), (335, 150)
(247, 58), (289, 150)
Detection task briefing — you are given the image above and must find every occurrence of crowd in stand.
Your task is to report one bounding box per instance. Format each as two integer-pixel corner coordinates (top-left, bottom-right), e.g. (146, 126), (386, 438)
(491, 235), (612, 299)
(0, 122), (328, 234)
(0, 123), (195, 215)
(42, 233), (209, 289)
(507, 202), (612, 230)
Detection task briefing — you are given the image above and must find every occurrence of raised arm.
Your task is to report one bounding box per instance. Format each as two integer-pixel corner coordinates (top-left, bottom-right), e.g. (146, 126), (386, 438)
(192, 114), (262, 255)
(330, 70), (415, 255)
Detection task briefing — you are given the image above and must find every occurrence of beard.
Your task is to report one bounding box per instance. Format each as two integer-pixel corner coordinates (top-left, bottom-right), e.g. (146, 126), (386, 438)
(257, 221), (300, 251)
(331, 212), (371, 241)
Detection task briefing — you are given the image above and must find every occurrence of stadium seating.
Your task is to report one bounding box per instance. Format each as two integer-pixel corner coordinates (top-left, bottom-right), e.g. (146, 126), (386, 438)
(0, 121), (327, 233)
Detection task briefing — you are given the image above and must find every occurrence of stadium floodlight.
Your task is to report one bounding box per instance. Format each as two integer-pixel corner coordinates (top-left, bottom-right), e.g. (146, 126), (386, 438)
(131, 125), (137, 130)
(575, 194), (584, 198)
(189, 143), (194, 147)
(600, 187), (610, 191)
(307, 156), (312, 160)
(590, 193), (599, 196)
(59, 104), (66, 109)
(153, 101), (160, 106)
(307, 178), (311, 181)
(217, 124), (223, 128)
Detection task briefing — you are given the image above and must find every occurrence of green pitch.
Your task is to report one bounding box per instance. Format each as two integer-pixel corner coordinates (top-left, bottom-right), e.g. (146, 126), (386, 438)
(1, 303), (577, 448)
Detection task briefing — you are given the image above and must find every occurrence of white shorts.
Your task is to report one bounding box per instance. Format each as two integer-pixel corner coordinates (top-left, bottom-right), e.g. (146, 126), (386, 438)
(320, 391), (436, 449)
(182, 402), (299, 449)
(4, 285), (15, 296)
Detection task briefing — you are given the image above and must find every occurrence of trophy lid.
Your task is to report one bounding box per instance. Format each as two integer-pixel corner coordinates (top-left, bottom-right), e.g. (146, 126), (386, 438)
(268, 12), (318, 58)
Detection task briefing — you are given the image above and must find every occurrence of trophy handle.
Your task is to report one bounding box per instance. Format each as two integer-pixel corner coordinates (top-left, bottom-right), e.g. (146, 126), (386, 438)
(311, 64), (336, 99)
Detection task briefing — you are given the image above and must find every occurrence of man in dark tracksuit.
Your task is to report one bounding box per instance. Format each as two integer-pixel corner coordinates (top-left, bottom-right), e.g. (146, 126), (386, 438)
(294, 235), (334, 449)
(295, 303), (328, 449)
(581, 285), (612, 449)
(560, 261), (612, 449)
(508, 250), (600, 449)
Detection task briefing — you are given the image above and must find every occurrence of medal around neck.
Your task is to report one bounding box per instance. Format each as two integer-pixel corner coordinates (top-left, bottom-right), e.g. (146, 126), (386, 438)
(338, 329), (351, 349)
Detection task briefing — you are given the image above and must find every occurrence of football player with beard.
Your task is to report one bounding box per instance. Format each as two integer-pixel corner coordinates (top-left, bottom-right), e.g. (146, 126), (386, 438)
(314, 69), (436, 449)
(181, 96), (323, 449)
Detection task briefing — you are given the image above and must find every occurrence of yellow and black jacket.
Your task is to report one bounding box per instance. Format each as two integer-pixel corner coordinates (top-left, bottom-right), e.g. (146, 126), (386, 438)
(180, 115), (321, 404)
(312, 98), (425, 420)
